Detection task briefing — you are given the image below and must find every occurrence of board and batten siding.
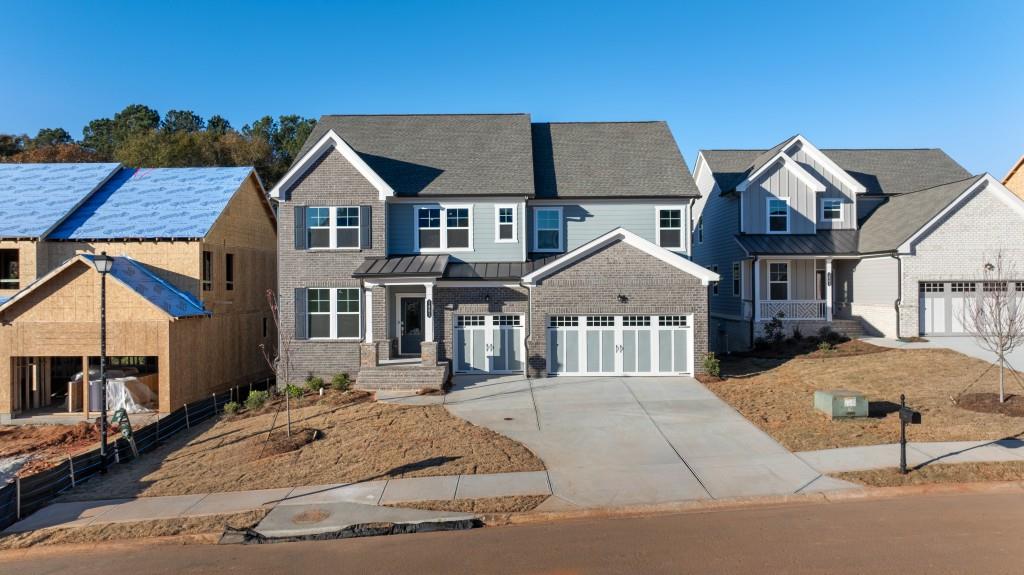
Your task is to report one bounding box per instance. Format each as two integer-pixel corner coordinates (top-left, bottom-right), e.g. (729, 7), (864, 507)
(757, 259), (821, 301)
(790, 146), (858, 230)
(387, 200), (525, 262)
(528, 201), (689, 254)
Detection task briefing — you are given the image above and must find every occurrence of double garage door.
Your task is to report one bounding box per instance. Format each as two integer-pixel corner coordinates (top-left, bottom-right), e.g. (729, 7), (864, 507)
(919, 281), (1018, 335)
(455, 315), (525, 374)
(548, 315), (693, 376)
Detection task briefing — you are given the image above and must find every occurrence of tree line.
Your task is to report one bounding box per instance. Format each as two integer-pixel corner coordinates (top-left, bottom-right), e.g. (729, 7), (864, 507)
(0, 104), (317, 188)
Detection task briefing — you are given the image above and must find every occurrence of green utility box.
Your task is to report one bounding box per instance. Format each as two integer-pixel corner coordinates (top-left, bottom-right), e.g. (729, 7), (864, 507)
(814, 389), (868, 419)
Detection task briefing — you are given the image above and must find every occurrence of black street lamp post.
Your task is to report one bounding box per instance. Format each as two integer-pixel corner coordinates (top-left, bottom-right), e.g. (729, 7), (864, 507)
(92, 252), (114, 474)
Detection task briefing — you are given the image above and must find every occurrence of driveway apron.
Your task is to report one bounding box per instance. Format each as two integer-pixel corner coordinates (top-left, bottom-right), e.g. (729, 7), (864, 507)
(444, 375), (848, 509)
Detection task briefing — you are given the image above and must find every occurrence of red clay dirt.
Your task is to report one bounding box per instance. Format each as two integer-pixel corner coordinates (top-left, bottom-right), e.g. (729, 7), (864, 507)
(0, 423), (100, 476)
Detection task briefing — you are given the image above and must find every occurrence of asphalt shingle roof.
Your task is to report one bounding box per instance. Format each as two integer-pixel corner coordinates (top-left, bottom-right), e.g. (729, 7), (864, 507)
(298, 114), (536, 197)
(0, 163), (120, 238)
(532, 122), (699, 198)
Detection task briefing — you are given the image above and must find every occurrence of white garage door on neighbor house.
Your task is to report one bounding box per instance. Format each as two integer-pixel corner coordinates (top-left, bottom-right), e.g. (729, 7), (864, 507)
(918, 281), (1020, 336)
(547, 315), (693, 376)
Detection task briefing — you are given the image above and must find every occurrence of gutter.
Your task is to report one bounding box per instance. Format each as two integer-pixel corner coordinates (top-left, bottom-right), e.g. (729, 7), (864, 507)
(891, 252), (902, 339)
(749, 255), (759, 346)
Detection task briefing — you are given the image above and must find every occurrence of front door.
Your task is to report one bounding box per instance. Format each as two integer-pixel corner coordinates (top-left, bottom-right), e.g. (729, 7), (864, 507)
(399, 296), (425, 355)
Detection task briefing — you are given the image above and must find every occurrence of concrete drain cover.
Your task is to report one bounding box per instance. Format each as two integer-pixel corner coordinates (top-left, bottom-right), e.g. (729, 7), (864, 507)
(291, 508), (331, 524)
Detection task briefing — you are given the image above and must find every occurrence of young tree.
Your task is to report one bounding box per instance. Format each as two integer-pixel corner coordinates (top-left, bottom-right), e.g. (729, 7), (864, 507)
(259, 289), (293, 436)
(962, 252), (1024, 402)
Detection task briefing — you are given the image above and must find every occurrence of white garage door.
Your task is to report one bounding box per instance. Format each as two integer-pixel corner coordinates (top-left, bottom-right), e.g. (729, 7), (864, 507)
(919, 281), (979, 335)
(548, 315), (693, 376)
(454, 315), (525, 374)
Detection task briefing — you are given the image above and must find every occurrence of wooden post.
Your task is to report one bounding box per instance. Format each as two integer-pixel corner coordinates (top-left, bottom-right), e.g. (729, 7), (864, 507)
(81, 355), (89, 418)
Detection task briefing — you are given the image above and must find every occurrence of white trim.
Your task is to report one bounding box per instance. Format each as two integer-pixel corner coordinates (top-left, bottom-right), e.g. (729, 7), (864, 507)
(820, 197), (844, 222)
(395, 293), (427, 355)
(788, 135), (867, 195)
(494, 204), (518, 243)
(453, 314), (527, 374)
(269, 130), (394, 200)
(413, 203), (474, 253)
(765, 260), (791, 301)
(364, 286), (374, 343)
(522, 227), (720, 286)
(533, 206), (564, 253)
(545, 314), (694, 376)
(765, 197), (791, 234)
(654, 205), (686, 251)
(307, 287), (363, 341)
(734, 135), (864, 195)
(737, 152), (825, 194)
(305, 205), (363, 250)
(898, 175), (1024, 253)
(436, 281), (523, 288)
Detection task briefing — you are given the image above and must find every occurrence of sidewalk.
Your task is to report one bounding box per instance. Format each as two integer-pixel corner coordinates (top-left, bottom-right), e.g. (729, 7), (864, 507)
(797, 439), (1024, 473)
(2, 470), (551, 534)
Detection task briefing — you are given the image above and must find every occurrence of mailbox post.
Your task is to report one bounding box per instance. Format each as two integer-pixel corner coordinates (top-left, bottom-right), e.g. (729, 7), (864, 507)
(898, 394), (923, 474)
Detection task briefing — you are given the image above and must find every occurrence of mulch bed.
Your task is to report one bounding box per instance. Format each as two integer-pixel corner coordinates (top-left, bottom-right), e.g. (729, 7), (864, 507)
(956, 393), (1024, 417)
(259, 428), (323, 459)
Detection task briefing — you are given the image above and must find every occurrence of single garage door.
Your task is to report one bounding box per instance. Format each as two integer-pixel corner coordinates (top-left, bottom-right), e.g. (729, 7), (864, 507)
(548, 315), (693, 376)
(919, 281), (980, 335)
(454, 315), (525, 374)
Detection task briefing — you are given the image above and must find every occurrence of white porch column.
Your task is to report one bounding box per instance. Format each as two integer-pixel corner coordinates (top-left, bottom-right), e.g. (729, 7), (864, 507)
(753, 259), (761, 321)
(363, 283), (374, 343)
(825, 258), (834, 322)
(424, 282), (434, 342)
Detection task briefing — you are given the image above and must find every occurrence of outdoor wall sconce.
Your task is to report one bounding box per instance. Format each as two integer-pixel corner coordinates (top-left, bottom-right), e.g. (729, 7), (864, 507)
(484, 294), (491, 302)
(617, 294), (629, 304)
(426, 300), (432, 318)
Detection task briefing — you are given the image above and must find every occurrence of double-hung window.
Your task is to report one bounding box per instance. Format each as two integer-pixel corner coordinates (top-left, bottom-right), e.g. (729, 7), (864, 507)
(534, 207), (563, 252)
(307, 288), (361, 339)
(768, 262), (789, 300)
(732, 262), (741, 296)
(495, 205), (517, 242)
(416, 205), (471, 251)
(657, 207), (683, 249)
(308, 206), (360, 249)
(822, 198), (842, 222)
(0, 250), (19, 290)
(767, 198), (789, 233)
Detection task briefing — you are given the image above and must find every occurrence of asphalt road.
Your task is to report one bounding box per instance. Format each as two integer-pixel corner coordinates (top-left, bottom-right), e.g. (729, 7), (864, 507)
(3, 492), (1023, 574)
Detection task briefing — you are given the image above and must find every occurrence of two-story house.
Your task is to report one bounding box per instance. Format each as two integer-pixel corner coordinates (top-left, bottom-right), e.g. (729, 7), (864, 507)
(0, 163), (277, 421)
(272, 114), (718, 389)
(693, 135), (1024, 352)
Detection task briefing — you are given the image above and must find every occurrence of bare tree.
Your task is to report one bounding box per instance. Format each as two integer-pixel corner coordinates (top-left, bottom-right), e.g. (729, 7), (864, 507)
(962, 252), (1024, 403)
(260, 289), (293, 436)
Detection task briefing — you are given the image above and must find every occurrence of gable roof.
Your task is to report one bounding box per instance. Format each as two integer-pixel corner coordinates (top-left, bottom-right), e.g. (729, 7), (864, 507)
(522, 227), (719, 285)
(49, 167), (254, 240)
(0, 162), (121, 238)
(0, 254), (209, 319)
(701, 147), (970, 196)
(532, 122), (699, 198)
(284, 114), (536, 198)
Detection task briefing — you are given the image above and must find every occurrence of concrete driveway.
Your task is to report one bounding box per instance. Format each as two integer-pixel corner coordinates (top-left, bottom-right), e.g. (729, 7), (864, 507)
(864, 336), (1024, 369)
(443, 375), (854, 510)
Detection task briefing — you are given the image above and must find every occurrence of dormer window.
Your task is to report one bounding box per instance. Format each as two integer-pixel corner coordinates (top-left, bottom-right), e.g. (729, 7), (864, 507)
(767, 198), (790, 233)
(415, 205), (472, 251)
(822, 198), (842, 221)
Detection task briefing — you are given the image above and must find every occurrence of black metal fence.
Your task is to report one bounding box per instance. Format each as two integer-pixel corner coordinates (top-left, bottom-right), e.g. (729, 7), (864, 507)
(0, 377), (275, 532)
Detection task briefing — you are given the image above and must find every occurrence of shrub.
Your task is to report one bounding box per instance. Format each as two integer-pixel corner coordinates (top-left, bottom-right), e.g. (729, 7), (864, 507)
(244, 390), (269, 411)
(792, 327), (803, 341)
(753, 337), (769, 350)
(817, 326), (848, 346)
(331, 373), (351, 391)
(817, 341), (834, 352)
(305, 375), (325, 393)
(702, 352), (721, 377)
(763, 311), (786, 344)
(223, 401), (240, 415)
(286, 384), (304, 399)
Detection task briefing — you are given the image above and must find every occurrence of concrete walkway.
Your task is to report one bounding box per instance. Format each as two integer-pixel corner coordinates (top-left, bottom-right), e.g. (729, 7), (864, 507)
(2, 470), (550, 534)
(863, 336), (1024, 369)
(797, 439), (1024, 473)
(438, 375), (857, 509)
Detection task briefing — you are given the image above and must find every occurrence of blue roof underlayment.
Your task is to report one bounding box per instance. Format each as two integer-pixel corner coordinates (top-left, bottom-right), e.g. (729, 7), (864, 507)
(50, 166), (253, 240)
(80, 254), (209, 318)
(0, 163), (121, 238)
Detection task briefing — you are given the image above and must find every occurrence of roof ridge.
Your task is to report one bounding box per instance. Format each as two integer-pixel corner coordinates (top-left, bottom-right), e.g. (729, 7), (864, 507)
(535, 120), (666, 125)
(891, 174), (984, 196)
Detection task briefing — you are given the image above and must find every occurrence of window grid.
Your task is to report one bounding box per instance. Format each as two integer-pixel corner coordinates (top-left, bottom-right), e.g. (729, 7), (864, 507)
(657, 208), (683, 249)
(732, 262), (741, 296)
(496, 206), (516, 242)
(822, 199), (842, 220)
(493, 315), (521, 326)
(920, 282), (944, 293)
(659, 316), (688, 327)
(951, 282), (976, 293)
(550, 316), (578, 327)
(535, 208), (562, 251)
(586, 316), (615, 327)
(623, 316), (651, 327)
(768, 198), (789, 233)
(984, 281), (1009, 292)
(457, 315), (486, 327)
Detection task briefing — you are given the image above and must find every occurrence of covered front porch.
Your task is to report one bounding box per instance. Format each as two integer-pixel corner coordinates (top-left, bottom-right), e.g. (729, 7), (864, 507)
(752, 257), (857, 322)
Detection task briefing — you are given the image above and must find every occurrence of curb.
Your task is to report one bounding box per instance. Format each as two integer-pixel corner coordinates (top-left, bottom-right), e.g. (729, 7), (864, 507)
(483, 480), (1024, 526)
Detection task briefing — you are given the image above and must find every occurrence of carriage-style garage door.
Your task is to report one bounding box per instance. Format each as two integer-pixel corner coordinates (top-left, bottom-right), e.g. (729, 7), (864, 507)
(547, 315), (693, 376)
(454, 315), (525, 374)
(919, 281), (982, 335)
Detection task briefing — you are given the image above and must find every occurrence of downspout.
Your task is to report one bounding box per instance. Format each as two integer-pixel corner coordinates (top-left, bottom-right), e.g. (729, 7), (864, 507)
(891, 252), (902, 339)
(520, 281), (533, 378)
(750, 255), (759, 347)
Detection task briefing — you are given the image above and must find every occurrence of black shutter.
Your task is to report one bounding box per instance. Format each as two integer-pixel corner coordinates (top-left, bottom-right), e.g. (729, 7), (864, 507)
(294, 288), (308, 340)
(293, 206), (307, 250)
(360, 205), (372, 249)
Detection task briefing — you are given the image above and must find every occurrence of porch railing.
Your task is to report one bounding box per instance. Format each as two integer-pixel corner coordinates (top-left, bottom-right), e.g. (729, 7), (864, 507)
(759, 300), (826, 320)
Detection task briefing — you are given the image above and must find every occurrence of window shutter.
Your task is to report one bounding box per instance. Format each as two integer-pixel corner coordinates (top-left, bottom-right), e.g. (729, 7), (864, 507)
(293, 206), (307, 250)
(294, 288), (308, 340)
(359, 205), (372, 249)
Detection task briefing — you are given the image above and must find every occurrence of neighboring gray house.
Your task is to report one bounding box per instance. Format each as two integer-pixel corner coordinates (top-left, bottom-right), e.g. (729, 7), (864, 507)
(692, 134), (1024, 352)
(271, 114), (718, 388)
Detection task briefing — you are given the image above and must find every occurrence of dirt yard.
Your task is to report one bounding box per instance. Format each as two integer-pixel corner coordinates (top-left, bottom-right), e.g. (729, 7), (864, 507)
(707, 342), (1024, 451)
(0, 423), (99, 478)
(55, 390), (544, 500)
(836, 461), (1024, 487)
(383, 496), (549, 514)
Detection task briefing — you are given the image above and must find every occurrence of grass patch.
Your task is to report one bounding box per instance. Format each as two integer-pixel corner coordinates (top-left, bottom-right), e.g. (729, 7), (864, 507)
(0, 510), (267, 550)
(55, 390), (544, 501)
(836, 461), (1024, 487)
(383, 495), (548, 514)
(707, 343), (1024, 451)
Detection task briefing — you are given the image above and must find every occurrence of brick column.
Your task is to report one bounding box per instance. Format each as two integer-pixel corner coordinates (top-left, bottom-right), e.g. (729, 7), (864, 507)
(420, 341), (438, 366)
(360, 342), (378, 368)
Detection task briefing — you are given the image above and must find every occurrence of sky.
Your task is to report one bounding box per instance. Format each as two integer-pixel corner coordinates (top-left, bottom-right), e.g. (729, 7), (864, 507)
(1, 0), (1022, 175)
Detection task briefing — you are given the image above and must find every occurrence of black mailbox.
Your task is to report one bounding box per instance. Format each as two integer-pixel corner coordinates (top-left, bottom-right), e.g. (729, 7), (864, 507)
(899, 407), (922, 425)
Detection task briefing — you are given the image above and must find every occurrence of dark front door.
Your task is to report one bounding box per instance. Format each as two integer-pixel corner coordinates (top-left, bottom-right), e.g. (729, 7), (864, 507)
(399, 297), (425, 355)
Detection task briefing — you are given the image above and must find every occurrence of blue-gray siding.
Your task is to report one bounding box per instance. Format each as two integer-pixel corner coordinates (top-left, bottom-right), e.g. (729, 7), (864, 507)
(528, 201), (689, 253)
(387, 201), (525, 262)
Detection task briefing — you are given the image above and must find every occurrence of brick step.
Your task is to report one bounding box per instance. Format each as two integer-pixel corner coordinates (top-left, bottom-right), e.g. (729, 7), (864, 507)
(356, 364), (449, 391)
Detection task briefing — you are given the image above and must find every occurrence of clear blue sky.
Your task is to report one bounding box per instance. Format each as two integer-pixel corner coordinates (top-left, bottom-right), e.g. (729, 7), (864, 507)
(2, 0), (1022, 175)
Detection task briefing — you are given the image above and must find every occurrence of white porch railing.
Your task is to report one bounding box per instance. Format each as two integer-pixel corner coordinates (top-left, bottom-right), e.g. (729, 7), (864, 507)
(759, 300), (826, 320)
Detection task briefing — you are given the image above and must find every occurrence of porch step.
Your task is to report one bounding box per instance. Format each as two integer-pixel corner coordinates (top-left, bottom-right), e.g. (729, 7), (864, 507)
(356, 363), (449, 392)
(829, 319), (872, 338)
